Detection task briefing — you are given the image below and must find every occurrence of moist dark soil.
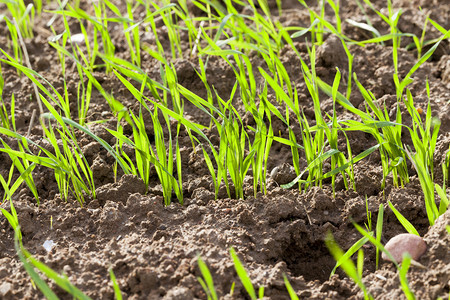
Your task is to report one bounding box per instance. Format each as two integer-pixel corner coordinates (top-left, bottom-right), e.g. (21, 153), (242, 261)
(0, 0), (449, 299)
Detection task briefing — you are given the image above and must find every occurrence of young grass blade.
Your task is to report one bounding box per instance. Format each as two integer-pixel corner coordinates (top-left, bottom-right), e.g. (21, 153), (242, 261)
(399, 254), (415, 300)
(352, 222), (399, 269)
(41, 113), (130, 174)
(16, 240), (59, 300)
(290, 18), (320, 38)
(375, 204), (384, 270)
(0, 198), (22, 241)
(405, 147), (439, 225)
(400, 28), (450, 91)
(230, 247), (257, 300)
(281, 149), (341, 189)
(329, 235), (370, 277)
(435, 184), (449, 215)
(2, 199), (56, 298)
(20, 244), (92, 299)
(197, 256), (218, 300)
(324, 232), (372, 300)
(283, 275), (299, 300)
(388, 201), (419, 236)
(345, 19), (381, 38)
(357, 249), (364, 279)
(109, 268), (122, 300)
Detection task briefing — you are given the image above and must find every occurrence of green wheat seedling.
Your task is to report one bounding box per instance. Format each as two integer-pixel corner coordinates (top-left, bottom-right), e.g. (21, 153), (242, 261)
(375, 204), (384, 270)
(0, 163), (37, 204)
(48, 37), (138, 127)
(406, 146), (440, 226)
(196, 0), (286, 57)
(393, 26), (450, 100)
(327, 219), (416, 299)
(109, 267), (123, 300)
(147, 0), (183, 60)
(196, 49), (274, 196)
(248, 91), (274, 196)
(262, 47), (355, 193)
(388, 201), (420, 236)
(43, 115), (96, 203)
(112, 72), (183, 205)
(103, 0), (141, 67)
(354, 74), (408, 189)
(325, 232), (373, 300)
(50, 0), (115, 73)
(442, 147), (450, 190)
(7, 111), (96, 205)
(0, 85), (12, 131)
(1, 0), (35, 38)
(0, 52), (109, 204)
(259, 67), (308, 190)
(295, 0), (324, 44)
(0, 138), (39, 202)
(197, 256), (218, 300)
(2, 196), (123, 299)
(360, 0), (444, 98)
(352, 222), (417, 299)
(48, 1), (97, 126)
(0, 97), (38, 204)
(283, 274), (299, 300)
(403, 86), (439, 180)
(222, 106), (254, 199)
(0, 85), (39, 201)
(230, 247), (264, 300)
(401, 88), (445, 225)
(322, 67), (355, 194)
(140, 47), (184, 117)
(93, 0), (115, 73)
(211, 94), (254, 199)
(178, 79), (263, 199)
(197, 250), (301, 300)
(329, 203), (384, 276)
(0, 15), (24, 66)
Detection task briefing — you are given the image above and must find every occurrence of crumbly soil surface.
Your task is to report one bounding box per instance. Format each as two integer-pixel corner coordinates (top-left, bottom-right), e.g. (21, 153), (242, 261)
(0, 0), (449, 299)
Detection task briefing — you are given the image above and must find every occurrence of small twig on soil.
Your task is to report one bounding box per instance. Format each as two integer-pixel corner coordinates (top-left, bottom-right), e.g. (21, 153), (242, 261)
(27, 109), (37, 137)
(298, 194), (313, 225)
(409, 259), (427, 269)
(13, 18), (45, 119)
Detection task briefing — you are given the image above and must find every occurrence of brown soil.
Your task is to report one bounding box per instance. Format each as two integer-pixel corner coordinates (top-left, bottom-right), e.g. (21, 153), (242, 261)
(0, 0), (449, 299)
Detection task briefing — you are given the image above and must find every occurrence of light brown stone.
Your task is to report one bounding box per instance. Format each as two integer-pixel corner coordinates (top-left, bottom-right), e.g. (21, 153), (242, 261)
(382, 233), (427, 263)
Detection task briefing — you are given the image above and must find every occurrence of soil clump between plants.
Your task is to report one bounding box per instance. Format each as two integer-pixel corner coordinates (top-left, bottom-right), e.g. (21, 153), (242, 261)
(0, 0), (450, 299)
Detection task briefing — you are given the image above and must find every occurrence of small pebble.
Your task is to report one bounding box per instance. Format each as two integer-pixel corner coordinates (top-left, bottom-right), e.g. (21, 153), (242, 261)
(43, 239), (55, 252)
(382, 233), (427, 263)
(70, 33), (86, 45)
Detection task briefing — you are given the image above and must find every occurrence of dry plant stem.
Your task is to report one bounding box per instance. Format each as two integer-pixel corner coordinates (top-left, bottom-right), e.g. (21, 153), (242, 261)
(409, 260), (426, 269)
(192, 20), (205, 56)
(299, 194), (313, 225)
(13, 18), (44, 118)
(27, 109), (37, 137)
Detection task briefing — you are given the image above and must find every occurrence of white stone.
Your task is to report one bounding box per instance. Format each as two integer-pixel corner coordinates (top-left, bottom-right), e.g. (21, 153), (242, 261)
(70, 33), (85, 45)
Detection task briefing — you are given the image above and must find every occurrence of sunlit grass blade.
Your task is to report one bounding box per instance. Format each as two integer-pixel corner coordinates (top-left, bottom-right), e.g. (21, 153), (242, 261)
(230, 247), (257, 300)
(388, 201), (419, 236)
(109, 268), (122, 300)
(399, 254), (415, 300)
(197, 256), (218, 300)
(283, 275), (299, 300)
(325, 232), (372, 300)
(329, 235), (370, 277)
(375, 204), (384, 270)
